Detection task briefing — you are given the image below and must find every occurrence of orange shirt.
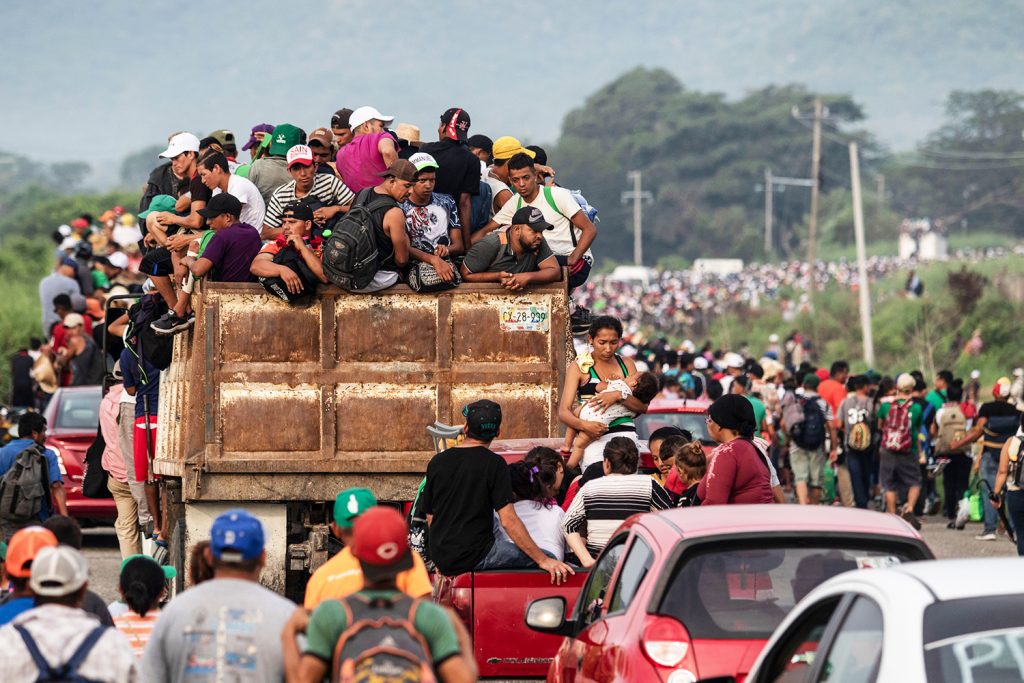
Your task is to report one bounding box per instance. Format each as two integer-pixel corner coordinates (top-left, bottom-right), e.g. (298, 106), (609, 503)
(303, 547), (433, 609)
(818, 378), (847, 427)
(113, 609), (160, 659)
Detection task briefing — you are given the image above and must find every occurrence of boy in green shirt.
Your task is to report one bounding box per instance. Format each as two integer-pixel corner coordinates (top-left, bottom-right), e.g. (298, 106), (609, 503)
(876, 373), (924, 528)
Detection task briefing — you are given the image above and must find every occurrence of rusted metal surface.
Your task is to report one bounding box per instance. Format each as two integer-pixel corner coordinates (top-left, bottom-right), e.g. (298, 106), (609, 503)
(155, 280), (568, 502)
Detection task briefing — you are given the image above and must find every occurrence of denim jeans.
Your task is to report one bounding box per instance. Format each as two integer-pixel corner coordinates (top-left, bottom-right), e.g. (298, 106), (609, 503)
(1005, 490), (1024, 556)
(475, 516), (541, 570)
(846, 448), (874, 509)
(981, 449), (1000, 533)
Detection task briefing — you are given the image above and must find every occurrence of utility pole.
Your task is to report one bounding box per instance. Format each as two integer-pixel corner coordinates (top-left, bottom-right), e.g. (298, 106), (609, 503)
(764, 168), (774, 254)
(621, 171), (652, 266)
(807, 98), (823, 276)
(850, 142), (875, 366)
(876, 173), (885, 227)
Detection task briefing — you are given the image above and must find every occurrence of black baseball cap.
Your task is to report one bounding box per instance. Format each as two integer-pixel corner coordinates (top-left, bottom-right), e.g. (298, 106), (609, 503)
(198, 192), (242, 219)
(440, 108), (471, 142)
(282, 201), (314, 223)
(463, 399), (502, 440)
(511, 206), (553, 232)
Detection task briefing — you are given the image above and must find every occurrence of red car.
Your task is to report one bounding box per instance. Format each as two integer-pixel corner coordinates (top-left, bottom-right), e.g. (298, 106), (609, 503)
(43, 386), (116, 522)
(636, 398), (714, 450)
(526, 505), (933, 683)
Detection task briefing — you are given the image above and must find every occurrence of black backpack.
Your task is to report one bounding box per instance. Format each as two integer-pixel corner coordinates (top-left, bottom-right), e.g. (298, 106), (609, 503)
(792, 397), (827, 450)
(15, 623), (108, 682)
(322, 189), (396, 291)
(0, 443), (50, 522)
(258, 246), (320, 304)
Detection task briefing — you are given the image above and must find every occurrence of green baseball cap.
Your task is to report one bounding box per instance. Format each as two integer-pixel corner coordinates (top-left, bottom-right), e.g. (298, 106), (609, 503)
(138, 194), (177, 220)
(269, 123), (304, 156)
(333, 487), (377, 529)
(120, 553), (177, 579)
(0, 541), (7, 562)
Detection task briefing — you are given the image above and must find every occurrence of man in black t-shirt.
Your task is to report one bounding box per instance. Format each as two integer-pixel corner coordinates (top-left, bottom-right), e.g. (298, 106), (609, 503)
(420, 108), (480, 248)
(420, 399), (574, 583)
(950, 377), (1022, 539)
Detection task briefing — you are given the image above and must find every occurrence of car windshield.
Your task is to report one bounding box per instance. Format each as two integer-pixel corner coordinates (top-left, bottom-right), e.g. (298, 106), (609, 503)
(923, 596), (1024, 682)
(636, 412), (713, 444)
(54, 389), (102, 430)
(658, 542), (916, 639)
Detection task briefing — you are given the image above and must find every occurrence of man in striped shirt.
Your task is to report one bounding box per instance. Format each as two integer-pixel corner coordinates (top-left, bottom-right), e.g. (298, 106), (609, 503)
(261, 145), (354, 240)
(563, 437), (672, 566)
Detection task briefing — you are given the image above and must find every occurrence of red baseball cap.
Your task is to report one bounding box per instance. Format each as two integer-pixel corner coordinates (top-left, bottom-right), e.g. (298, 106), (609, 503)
(351, 506), (413, 581)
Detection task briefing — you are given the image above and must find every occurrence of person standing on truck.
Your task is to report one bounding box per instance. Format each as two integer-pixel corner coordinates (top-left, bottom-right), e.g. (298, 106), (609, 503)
(558, 315), (649, 470)
(282, 506), (477, 683)
(336, 106), (398, 193)
(420, 108), (479, 247)
(119, 344), (163, 547)
(304, 487), (432, 609)
(419, 399), (575, 584)
(460, 206), (561, 290)
(143, 509), (298, 683)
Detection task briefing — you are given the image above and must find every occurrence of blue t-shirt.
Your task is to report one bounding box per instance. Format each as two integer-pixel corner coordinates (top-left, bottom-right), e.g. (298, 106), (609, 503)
(0, 439), (63, 520)
(119, 347), (160, 419)
(0, 597), (34, 626)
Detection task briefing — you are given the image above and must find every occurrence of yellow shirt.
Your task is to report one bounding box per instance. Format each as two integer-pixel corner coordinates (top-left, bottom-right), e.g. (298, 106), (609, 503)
(303, 547), (433, 609)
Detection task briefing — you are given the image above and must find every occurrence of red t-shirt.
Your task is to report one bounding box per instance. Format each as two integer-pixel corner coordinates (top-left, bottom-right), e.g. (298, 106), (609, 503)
(817, 378), (847, 426)
(697, 439), (774, 505)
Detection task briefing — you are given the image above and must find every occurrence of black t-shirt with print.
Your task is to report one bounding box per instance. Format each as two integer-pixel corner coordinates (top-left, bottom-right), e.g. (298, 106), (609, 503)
(420, 445), (515, 575)
(188, 173), (212, 205)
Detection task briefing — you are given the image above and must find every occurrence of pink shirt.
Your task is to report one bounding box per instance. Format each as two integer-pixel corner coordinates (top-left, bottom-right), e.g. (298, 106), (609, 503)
(100, 384), (127, 482)
(697, 439), (774, 505)
(336, 132), (391, 192)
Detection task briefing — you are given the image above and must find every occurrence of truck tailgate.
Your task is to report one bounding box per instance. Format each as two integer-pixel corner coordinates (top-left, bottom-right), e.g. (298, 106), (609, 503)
(466, 570), (587, 679)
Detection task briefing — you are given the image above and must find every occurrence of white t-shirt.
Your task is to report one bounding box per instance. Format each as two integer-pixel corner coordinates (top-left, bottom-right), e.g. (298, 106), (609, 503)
(510, 500), (566, 561)
(483, 169), (511, 212)
(213, 175), (267, 230)
(493, 185), (590, 260)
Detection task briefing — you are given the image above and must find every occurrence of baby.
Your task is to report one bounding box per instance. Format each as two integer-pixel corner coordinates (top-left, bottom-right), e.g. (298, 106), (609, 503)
(564, 371), (660, 463)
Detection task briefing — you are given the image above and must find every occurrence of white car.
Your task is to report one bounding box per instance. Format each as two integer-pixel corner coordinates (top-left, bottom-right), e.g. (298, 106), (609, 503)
(733, 557), (1024, 683)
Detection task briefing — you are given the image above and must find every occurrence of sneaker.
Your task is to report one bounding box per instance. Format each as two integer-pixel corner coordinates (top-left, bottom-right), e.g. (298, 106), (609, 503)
(946, 521), (956, 529)
(975, 532), (997, 541)
(151, 311), (194, 336)
(900, 509), (922, 530)
(926, 498), (942, 516)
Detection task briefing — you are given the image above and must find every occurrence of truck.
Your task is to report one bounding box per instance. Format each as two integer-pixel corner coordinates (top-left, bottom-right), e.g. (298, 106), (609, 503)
(154, 278), (569, 601)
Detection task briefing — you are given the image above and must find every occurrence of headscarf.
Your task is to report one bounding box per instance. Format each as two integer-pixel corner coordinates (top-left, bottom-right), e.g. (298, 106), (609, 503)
(708, 394), (756, 439)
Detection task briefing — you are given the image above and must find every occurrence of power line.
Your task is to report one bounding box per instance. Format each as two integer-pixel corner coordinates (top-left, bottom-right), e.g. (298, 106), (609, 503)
(919, 148), (1024, 160)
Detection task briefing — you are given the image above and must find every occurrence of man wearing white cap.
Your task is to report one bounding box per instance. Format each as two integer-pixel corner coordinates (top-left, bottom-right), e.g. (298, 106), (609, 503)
(401, 152), (464, 285)
(0, 546), (137, 681)
(719, 352), (745, 394)
(336, 106), (398, 193)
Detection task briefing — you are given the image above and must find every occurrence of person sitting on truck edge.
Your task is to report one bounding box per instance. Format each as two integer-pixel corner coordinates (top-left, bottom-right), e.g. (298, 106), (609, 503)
(460, 206), (561, 291)
(402, 152), (464, 285)
(143, 510), (298, 683)
(283, 506), (477, 683)
(473, 152), (596, 291)
(261, 144), (354, 241)
(563, 437), (672, 567)
(419, 400), (575, 584)
(250, 201), (329, 295)
(303, 487), (432, 609)
(567, 371), (659, 466)
(185, 193), (263, 280)
(500, 457), (567, 561)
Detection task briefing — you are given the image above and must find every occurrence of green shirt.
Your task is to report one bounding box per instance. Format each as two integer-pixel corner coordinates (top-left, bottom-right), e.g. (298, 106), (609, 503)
(876, 399), (924, 453)
(305, 589), (460, 667)
(925, 389), (946, 414)
(746, 395), (767, 438)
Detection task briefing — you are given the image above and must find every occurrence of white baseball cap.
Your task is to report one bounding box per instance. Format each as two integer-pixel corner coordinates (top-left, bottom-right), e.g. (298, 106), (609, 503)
(159, 132), (201, 159)
(694, 357), (709, 370)
(349, 106), (394, 130)
(286, 144), (314, 168)
(724, 352), (745, 369)
(30, 545), (89, 597)
(409, 152), (439, 172)
(107, 252), (129, 270)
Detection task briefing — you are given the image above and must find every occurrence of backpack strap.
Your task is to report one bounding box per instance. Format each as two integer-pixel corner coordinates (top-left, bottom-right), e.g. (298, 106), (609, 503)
(61, 625), (109, 678)
(13, 624), (105, 680)
(517, 188), (579, 247)
(14, 625), (54, 677)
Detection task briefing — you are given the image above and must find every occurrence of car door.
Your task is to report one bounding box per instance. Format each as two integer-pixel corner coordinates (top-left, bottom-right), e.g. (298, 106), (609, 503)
(559, 535), (628, 683)
(579, 535), (655, 682)
(751, 596), (845, 683)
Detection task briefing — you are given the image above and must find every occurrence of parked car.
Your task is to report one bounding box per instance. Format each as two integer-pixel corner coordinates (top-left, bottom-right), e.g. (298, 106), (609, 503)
(636, 398), (714, 449)
(526, 506), (934, 683)
(739, 557), (1024, 683)
(489, 437), (658, 472)
(43, 385), (115, 522)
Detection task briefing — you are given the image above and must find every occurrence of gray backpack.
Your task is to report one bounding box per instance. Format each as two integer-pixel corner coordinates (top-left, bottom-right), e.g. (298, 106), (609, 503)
(322, 189), (396, 291)
(0, 444), (49, 522)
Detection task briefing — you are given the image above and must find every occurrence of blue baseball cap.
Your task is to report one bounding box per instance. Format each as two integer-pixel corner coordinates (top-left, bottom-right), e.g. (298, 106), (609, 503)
(210, 509), (265, 562)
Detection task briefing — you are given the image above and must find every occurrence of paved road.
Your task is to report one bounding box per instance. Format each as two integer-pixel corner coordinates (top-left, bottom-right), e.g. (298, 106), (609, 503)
(81, 511), (1017, 606)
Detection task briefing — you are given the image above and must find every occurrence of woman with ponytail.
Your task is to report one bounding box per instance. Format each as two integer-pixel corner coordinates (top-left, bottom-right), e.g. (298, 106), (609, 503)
(114, 555), (170, 658)
(698, 394), (775, 505)
(505, 450), (566, 560)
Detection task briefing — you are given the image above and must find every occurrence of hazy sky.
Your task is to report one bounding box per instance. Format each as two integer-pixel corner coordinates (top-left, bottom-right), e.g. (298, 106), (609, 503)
(3, 0), (1022, 177)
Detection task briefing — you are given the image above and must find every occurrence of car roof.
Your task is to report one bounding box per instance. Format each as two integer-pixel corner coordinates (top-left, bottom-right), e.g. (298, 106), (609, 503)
(888, 557), (1024, 601)
(52, 385), (103, 398)
(646, 398), (711, 413)
(645, 505), (924, 541)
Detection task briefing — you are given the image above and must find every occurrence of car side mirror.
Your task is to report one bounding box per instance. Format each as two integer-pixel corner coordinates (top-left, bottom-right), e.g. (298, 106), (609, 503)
(525, 596), (574, 637)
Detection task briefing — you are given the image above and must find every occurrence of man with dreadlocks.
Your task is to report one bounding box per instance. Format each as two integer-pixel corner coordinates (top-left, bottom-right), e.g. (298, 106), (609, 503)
(118, 342), (164, 546)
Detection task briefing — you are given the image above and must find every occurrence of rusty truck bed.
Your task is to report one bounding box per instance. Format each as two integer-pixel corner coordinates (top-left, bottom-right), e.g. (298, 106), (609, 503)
(155, 280), (569, 503)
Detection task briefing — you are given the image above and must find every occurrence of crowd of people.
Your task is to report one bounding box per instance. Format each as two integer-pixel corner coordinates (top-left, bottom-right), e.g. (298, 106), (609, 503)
(576, 245), (1022, 338)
